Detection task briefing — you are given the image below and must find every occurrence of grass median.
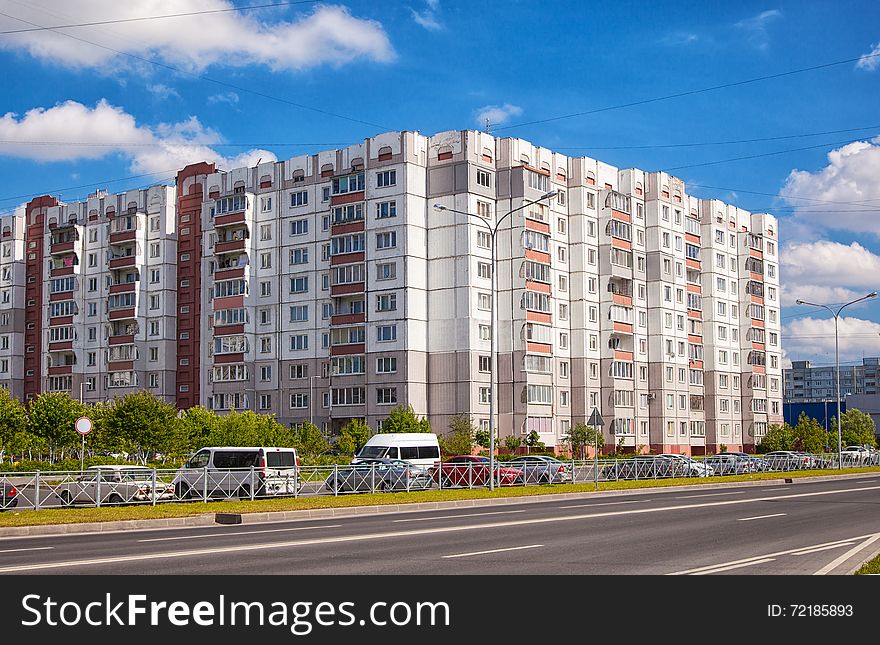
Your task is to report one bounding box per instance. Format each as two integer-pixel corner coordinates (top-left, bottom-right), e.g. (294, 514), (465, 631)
(855, 553), (880, 575)
(2, 466), (878, 528)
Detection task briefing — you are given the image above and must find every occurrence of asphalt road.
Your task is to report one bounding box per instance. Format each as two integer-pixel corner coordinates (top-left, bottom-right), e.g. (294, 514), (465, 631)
(1, 476), (879, 575)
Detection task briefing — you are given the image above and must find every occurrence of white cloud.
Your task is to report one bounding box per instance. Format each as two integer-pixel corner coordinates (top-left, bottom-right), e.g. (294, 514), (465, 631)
(659, 32), (700, 46)
(410, 0), (442, 31)
(474, 103), (523, 128)
(785, 316), (880, 363)
(734, 9), (782, 50)
(207, 92), (240, 105)
(0, 99), (275, 174)
(0, 1), (394, 72)
(856, 42), (880, 71)
(780, 138), (880, 237)
(147, 84), (179, 100)
(781, 240), (880, 308)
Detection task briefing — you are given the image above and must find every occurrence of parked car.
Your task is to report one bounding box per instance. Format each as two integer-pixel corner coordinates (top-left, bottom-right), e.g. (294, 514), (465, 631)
(504, 455), (572, 484)
(704, 454), (757, 475)
(602, 456), (678, 480)
(0, 482), (18, 510)
(172, 447), (300, 499)
(324, 459), (433, 493)
(841, 445), (878, 466)
(713, 452), (769, 472)
(657, 454), (715, 477)
(351, 433), (441, 472)
(430, 456), (524, 487)
(55, 466), (175, 506)
(763, 451), (814, 471)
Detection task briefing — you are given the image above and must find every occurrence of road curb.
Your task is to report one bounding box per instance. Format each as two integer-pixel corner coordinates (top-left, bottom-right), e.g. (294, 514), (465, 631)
(0, 471), (875, 539)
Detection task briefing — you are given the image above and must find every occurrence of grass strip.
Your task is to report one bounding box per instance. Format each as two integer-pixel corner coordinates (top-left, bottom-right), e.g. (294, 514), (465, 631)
(854, 553), (880, 575)
(2, 467), (878, 528)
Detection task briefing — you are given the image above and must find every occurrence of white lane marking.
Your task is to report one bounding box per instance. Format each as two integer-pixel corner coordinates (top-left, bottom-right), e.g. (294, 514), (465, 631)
(676, 492), (740, 499)
(0, 546), (54, 554)
(792, 543), (854, 556)
(769, 488), (789, 491)
(443, 544), (543, 559)
(692, 558), (776, 575)
(558, 500), (649, 509)
(814, 534), (880, 575)
(392, 511), (524, 523)
(137, 524), (342, 543)
(3, 485), (878, 574)
(738, 513), (787, 521)
(669, 534), (876, 575)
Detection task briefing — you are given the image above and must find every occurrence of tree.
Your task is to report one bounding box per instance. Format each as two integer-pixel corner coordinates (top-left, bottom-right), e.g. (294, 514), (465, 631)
(27, 392), (86, 462)
(474, 428), (491, 449)
(176, 406), (220, 457)
(292, 421), (331, 457)
(100, 391), (179, 464)
(335, 419), (371, 455)
(791, 413), (828, 453)
(831, 409), (878, 448)
(525, 430), (545, 453)
(504, 435), (522, 453)
(209, 410), (294, 448)
(758, 423), (796, 453)
(564, 423), (604, 460)
(0, 388), (27, 463)
(442, 415), (475, 456)
(378, 405), (432, 434)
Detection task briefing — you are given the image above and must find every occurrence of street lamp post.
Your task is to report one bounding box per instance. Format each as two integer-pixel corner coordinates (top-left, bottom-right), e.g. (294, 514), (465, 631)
(434, 189), (558, 490)
(796, 292), (877, 468)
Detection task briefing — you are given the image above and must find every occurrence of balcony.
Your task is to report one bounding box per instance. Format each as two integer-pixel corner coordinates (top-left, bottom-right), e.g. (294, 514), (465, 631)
(109, 230), (136, 245)
(215, 239), (247, 255)
(109, 255), (136, 269)
(49, 240), (76, 255)
(109, 308), (136, 321)
(608, 278), (633, 306)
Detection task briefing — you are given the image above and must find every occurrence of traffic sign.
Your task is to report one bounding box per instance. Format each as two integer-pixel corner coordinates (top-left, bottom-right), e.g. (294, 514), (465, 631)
(75, 417), (92, 435)
(587, 407), (604, 427)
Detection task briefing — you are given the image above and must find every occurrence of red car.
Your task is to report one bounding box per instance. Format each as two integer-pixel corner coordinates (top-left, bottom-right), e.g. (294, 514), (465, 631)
(430, 456), (524, 487)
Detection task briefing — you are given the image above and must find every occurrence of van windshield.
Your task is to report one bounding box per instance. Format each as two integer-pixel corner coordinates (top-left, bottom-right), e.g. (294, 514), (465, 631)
(357, 446), (392, 459)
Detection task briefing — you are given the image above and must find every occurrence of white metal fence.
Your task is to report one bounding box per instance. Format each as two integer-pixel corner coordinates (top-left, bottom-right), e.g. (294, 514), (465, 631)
(0, 452), (877, 512)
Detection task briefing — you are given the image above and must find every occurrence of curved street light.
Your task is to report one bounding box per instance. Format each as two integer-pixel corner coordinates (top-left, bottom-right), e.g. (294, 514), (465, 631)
(434, 189), (558, 490)
(795, 291), (878, 468)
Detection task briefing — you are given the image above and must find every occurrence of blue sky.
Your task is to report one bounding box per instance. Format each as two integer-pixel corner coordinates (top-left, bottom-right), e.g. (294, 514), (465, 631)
(1, 0), (880, 364)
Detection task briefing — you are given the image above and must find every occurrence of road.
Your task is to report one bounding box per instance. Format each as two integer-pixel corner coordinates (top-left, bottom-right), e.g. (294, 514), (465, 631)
(1, 476), (879, 575)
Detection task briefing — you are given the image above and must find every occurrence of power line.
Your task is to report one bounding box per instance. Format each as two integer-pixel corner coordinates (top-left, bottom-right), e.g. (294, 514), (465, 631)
(0, 1), (320, 34)
(495, 52), (880, 131)
(555, 124), (880, 151)
(0, 10), (390, 131)
(662, 135), (880, 172)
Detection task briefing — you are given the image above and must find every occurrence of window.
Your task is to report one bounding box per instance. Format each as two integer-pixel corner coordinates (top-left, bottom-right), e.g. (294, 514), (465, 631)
(376, 231), (397, 249)
(290, 219), (308, 236)
(290, 248), (309, 265)
(333, 203), (364, 225)
(377, 357), (397, 373)
(377, 324), (397, 342)
(259, 394), (272, 411)
(527, 384), (553, 404)
(290, 394), (309, 409)
(376, 170), (396, 187)
(290, 334), (309, 351)
(261, 198), (272, 213)
(260, 365), (272, 381)
(477, 262), (492, 279)
(377, 262), (396, 280)
(260, 252), (272, 269)
(377, 387), (398, 405)
(376, 201), (397, 219)
(376, 293), (397, 311)
(290, 276), (309, 293)
(290, 364), (308, 379)
(477, 231), (492, 249)
(260, 281), (271, 297)
(150, 243), (160, 258)
(289, 305), (308, 322)
(476, 170), (491, 187)
(290, 191), (308, 207)
(479, 387), (491, 404)
(479, 325), (490, 341)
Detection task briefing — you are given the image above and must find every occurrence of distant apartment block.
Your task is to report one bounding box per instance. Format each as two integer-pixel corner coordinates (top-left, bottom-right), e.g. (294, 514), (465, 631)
(0, 129), (784, 453)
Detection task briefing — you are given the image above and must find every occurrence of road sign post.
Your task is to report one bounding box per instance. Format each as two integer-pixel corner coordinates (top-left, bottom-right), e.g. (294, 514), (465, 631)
(588, 407), (604, 491)
(75, 416), (92, 473)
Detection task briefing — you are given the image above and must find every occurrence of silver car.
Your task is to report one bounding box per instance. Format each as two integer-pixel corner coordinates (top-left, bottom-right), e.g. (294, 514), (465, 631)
(55, 465), (175, 506)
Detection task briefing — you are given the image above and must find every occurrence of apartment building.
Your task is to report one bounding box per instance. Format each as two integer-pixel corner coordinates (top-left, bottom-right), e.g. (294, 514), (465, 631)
(784, 357), (880, 402)
(0, 128), (784, 453)
(12, 186), (179, 404)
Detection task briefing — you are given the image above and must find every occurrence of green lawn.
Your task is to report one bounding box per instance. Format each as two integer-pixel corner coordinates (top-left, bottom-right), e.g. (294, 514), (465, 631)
(2, 467), (877, 528)
(854, 553), (880, 575)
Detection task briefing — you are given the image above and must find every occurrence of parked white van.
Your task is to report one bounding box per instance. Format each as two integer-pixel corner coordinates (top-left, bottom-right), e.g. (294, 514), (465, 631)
(172, 447), (299, 499)
(351, 433), (441, 470)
